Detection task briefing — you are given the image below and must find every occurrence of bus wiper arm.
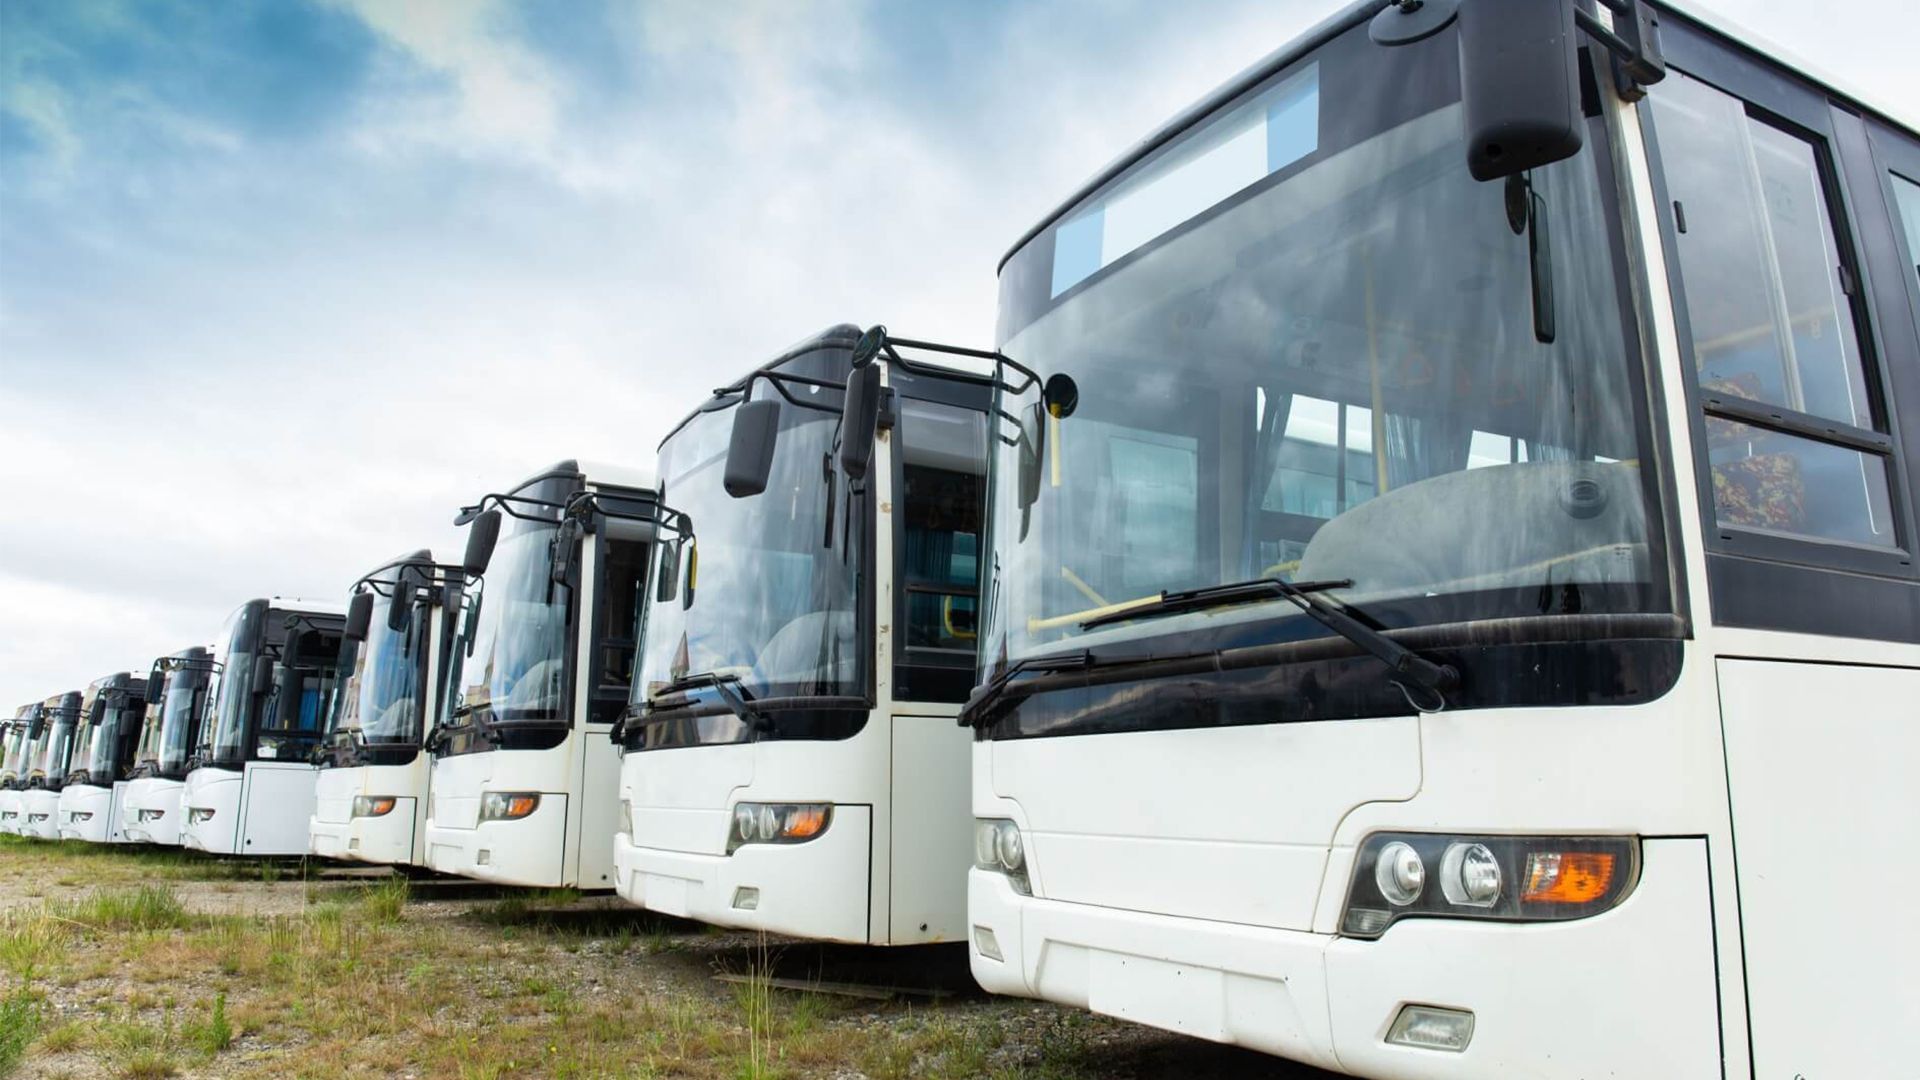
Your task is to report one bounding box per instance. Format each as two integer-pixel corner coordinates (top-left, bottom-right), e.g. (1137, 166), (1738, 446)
(1083, 576), (1458, 709)
(960, 650), (1098, 729)
(651, 672), (772, 734)
(1079, 577), (1353, 631)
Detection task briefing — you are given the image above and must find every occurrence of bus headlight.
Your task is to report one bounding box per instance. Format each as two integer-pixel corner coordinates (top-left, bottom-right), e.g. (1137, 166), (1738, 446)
(1374, 840), (1425, 905)
(352, 796), (397, 818)
(1341, 833), (1636, 938)
(478, 792), (540, 822)
(974, 818), (1030, 895)
(727, 803), (831, 853)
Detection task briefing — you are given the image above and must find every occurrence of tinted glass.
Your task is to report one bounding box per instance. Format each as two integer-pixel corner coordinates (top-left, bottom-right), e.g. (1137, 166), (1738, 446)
(900, 398), (987, 653)
(1651, 72), (1873, 429)
(989, 22), (1663, 667)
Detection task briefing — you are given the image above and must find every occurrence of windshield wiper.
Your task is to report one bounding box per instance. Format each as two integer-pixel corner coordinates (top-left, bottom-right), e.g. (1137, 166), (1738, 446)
(649, 672), (771, 734)
(1082, 576), (1457, 708)
(961, 649), (1102, 730)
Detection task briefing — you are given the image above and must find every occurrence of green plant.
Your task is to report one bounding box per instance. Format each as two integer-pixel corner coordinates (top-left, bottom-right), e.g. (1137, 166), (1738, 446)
(358, 877), (409, 925)
(185, 993), (232, 1057)
(0, 988), (43, 1075)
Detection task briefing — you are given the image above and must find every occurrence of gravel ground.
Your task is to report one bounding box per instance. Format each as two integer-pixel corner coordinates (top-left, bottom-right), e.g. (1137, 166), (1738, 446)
(0, 840), (1340, 1079)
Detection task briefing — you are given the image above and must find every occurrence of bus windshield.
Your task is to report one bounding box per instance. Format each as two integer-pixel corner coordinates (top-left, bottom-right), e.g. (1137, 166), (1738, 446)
(1, 708), (32, 785)
(631, 349), (866, 746)
(148, 652), (211, 779)
(85, 689), (138, 782)
(327, 585), (430, 752)
(203, 601), (266, 765)
(35, 694), (80, 787)
(986, 20), (1666, 692)
(443, 494), (575, 741)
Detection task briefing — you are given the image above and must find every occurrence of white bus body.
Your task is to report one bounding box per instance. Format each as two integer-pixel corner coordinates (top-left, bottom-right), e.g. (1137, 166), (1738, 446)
(58, 672), (149, 843)
(181, 600), (345, 856)
(965, 3), (1920, 1077)
(614, 326), (992, 944)
(309, 552), (456, 867)
(21, 691), (82, 840)
(423, 461), (656, 889)
(0, 704), (35, 835)
(123, 647), (217, 846)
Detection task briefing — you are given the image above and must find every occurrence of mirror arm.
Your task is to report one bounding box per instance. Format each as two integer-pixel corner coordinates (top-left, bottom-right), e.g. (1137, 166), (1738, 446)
(1571, 1), (1664, 99)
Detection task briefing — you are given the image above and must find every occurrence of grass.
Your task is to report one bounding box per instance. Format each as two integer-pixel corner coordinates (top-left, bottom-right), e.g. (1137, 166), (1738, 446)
(1, 987), (41, 1075)
(0, 834), (1246, 1080)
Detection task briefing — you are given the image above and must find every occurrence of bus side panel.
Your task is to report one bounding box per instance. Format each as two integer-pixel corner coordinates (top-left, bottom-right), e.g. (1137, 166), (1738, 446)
(1717, 658), (1920, 1080)
(577, 729), (623, 889)
(888, 714), (972, 944)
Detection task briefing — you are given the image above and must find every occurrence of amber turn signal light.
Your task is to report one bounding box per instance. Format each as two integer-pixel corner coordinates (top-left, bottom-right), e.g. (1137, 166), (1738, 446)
(1521, 851), (1616, 904)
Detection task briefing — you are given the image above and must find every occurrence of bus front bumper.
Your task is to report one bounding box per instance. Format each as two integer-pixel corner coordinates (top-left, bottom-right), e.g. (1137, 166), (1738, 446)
(180, 772), (242, 854)
(57, 785), (114, 842)
(21, 790), (61, 839)
(613, 807), (871, 943)
(967, 838), (1718, 1078)
(310, 798), (416, 865)
(424, 794), (567, 887)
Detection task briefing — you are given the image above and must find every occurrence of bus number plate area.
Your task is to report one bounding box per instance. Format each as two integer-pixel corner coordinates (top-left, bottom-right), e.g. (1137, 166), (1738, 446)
(1086, 952), (1228, 1041)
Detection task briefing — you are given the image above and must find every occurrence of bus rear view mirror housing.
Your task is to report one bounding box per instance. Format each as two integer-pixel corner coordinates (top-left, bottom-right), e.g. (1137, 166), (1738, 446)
(1373, 0), (1665, 182)
(725, 400), (780, 498)
(251, 654), (276, 698)
(655, 540), (681, 605)
(144, 669), (165, 705)
(839, 364), (883, 483)
(463, 509), (502, 577)
(344, 592), (374, 642)
(387, 577), (417, 632)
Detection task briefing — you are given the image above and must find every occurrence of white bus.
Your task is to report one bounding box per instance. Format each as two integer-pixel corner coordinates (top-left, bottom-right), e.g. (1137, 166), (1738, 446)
(181, 600), (346, 856)
(0, 703), (40, 834)
(962, 2), (1920, 1076)
(123, 647), (215, 845)
(310, 551), (460, 867)
(425, 460), (656, 889)
(57, 672), (149, 843)
(20, 691), (82, 840)
(614, 325), (992, 944)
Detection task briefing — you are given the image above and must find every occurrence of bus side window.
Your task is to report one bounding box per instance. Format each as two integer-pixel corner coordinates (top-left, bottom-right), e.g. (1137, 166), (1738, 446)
(897, 398), (989, 702)
(1650, 70), (1900, 555)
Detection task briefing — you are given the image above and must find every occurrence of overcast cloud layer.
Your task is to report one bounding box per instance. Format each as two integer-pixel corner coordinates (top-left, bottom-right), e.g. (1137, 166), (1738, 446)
(1, 0), (1914, 708)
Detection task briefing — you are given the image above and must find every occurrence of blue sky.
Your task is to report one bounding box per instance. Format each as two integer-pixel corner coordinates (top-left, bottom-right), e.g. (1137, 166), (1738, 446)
(1, 0), (1915, 707)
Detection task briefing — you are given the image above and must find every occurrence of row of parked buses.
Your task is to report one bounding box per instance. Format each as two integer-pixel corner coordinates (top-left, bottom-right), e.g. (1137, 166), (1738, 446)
(6, 3), (1919, 1075)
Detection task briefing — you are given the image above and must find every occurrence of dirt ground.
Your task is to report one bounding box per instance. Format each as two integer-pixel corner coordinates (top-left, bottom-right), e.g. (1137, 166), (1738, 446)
(0, 837), (1338, 1080)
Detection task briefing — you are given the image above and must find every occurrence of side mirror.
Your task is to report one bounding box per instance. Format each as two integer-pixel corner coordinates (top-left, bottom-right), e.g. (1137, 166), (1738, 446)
(1017, 403), (1047, 511)
(839, 363), (883, 482)
(550, 518), (582, 586)
(251, 654), (276, 698)
(724, 400), (781, 498)
(145, 670), (165, 705)
(1455, 0), (1583, 181)
(464, 509), (502, 577)
(344, 592), (374, 641)
(87, 697), (105, 726)
(387, 577), (417, 632)
(655, 540), (681, 605)
(682, 540), (699, 611)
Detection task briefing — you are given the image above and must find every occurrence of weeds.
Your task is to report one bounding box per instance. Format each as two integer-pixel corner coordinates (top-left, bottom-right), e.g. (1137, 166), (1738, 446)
(358, 877), (409, 924)
(0, 987), (42, 1075)
(186, 993), (233, 1056)
(62, 885), (191, 932)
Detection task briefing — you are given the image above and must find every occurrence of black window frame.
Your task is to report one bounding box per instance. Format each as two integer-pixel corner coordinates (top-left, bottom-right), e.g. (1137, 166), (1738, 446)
(888, 368), (994, 704)
(1641, 7), (1920, 641)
